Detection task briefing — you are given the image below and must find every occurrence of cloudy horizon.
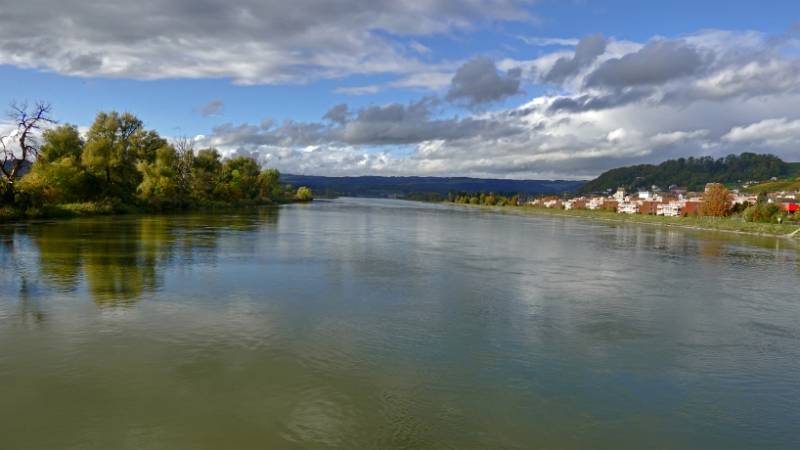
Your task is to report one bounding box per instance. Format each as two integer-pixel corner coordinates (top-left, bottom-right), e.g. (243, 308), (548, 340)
(2, 0), (799, 180)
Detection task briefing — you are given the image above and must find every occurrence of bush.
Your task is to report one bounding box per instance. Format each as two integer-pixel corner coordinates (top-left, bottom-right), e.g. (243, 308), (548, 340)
(743, 203), (784, 223)
(294, 186), (313, 202)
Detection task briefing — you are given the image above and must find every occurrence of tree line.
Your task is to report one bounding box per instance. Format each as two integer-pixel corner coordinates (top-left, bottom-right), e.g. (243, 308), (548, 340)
(1, 103), (312, 218)
(580, 153), (791, 193)
(446, 192), (520, 206)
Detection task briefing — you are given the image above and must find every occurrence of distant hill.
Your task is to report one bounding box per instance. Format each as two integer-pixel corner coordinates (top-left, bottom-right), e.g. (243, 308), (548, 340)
(281, 174), (584, 198)
(2, 159), (32, 177)
(579, 153), (792, 193)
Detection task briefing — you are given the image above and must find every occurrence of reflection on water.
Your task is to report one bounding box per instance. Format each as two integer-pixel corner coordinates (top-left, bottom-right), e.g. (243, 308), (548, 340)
(1, 209), (280, 307)
(0, 199), (798, 450)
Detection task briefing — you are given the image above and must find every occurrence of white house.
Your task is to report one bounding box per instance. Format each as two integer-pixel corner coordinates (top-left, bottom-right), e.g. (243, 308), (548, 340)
(618, 202), (640, 214)
(657, 203), (681, 217)
(587, 197), (605, 210)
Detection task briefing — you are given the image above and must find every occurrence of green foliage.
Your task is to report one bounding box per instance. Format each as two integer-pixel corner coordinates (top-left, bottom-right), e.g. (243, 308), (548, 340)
(743, 203), (785, 224)
(743, 177), (800, 194)
(17, 157), (90, 205)
(295, 186), (313, 202)
(82, 112), (148, 199)
(447, 191), (519, 207)
(2, 110), (314, 220)
(39, 125), (84, 162)
(581, 153), (790, 193)
(137, 146), (179, 208)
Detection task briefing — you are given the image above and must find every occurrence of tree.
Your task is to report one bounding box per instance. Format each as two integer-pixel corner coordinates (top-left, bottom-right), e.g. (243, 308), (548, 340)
(16, 123), (90, 206)
(191, 148), (223, 202)
(217, 156), (261, 201)
(295, 186), (313, 202)
(39, 124), (83, 162)
(172, 137), (195, 202)
(702, 183), (732, 217)
(82, 111), (165, 200)
(137, 145), (179, 207)
(257, 168), (282, 201)
(1, 102), (54, 199)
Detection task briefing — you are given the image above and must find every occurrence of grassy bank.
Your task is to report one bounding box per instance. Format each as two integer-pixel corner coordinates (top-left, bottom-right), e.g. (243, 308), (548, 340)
(0, 198), (309, 222)
(450, 203), (800, 239)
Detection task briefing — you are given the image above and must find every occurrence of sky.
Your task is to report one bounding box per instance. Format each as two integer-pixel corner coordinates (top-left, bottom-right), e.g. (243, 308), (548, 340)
(1, 0), (799, 179)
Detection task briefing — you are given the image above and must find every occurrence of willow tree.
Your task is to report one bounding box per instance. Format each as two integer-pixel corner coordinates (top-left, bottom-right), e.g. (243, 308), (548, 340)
(82, 111), (167, 200)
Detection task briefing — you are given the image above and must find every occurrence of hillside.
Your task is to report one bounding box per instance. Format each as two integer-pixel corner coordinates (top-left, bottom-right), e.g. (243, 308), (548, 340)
(281, 175), (584, 198)
(579, 153), (792, 193)
(743, 178), (800, 193)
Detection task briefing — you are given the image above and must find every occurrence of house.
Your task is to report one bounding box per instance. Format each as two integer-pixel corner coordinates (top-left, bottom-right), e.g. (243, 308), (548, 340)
(639, 200), (659, 215)
(681, 200), (703, 217)
(613, 188), (627, 202)
(543, 199), (562, 209)
(670, 186), (688, 198)
(564, 198), (587, 210)
(657, 203), (681, 217)
(618, 201), (640, 214)
(587, 197), (605, 210)
(638, 190), (654, 200)
(732, 194), (757, 206)
(602, 200), (619, 212)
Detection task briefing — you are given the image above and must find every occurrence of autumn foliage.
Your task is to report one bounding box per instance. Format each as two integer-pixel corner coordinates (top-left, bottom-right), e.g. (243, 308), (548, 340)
(702, 183), (732, 217)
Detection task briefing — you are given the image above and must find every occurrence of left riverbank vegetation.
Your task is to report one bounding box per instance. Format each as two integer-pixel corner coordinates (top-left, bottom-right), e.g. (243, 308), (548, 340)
(1, 103), (312, 221)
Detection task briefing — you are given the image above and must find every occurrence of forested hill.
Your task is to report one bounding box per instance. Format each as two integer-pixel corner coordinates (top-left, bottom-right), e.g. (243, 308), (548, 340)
(281, 175), (584, 198)
(579, 153), (793, 193)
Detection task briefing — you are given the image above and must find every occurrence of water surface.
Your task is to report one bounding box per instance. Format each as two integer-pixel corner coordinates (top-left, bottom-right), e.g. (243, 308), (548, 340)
(1, 198), (799, 449)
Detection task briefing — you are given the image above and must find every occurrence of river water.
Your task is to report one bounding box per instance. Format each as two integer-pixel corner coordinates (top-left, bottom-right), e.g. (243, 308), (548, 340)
(1, 198), (798, 449)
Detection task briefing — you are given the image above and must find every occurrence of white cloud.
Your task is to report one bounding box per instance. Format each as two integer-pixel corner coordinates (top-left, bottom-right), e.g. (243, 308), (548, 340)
(518, 36), (579, 47)
(722, 118), (800, 146)
(333, 85), (382, 95)
(0, 0), (533, 85)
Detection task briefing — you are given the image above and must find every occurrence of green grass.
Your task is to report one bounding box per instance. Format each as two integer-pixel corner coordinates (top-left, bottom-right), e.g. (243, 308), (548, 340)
(452, 203), (800, 238)
(743, 178), (800, 193)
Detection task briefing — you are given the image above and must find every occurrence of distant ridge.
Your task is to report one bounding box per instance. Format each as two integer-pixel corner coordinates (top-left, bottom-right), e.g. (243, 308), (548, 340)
(281, 174), (584, 198)
(579, 153), (795, 193)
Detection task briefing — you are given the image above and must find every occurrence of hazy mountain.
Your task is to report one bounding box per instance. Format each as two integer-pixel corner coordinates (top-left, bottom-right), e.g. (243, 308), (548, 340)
(281, 174), (584, 198)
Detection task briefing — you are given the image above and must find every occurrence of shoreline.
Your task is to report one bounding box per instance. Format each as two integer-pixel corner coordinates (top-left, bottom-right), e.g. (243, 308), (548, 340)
(446, 202), (800, 240)
(0, 199), (312, 223)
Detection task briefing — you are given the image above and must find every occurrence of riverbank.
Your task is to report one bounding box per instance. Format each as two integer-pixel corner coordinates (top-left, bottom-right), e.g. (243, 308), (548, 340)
(449, 202), (800, 239)
(0, 198), (311, 222)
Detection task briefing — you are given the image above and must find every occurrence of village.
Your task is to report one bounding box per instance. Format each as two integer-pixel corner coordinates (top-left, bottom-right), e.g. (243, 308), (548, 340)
(530, 183), (800, 218)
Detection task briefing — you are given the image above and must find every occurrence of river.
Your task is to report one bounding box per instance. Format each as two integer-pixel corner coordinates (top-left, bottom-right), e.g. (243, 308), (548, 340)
(1, 198), (798, 449)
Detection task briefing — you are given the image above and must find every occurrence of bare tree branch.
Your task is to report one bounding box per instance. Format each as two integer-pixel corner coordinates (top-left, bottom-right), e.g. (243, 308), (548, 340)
(2, 101), (56, 185)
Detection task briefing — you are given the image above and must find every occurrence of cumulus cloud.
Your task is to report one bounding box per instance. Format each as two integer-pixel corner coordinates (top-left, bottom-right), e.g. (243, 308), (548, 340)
(6, 8), (800, 179)
(0, 0), (532, 85)
(544, 33), (606, 83)
(446, 58), (522, 106)
(201, 98), (525, 152)
(195, 25), (800, 180)
(323, 104), (350, 125)
(584, 40), (706, 89)
(197, 100), (224, 117)
(722, 118), (800, 146)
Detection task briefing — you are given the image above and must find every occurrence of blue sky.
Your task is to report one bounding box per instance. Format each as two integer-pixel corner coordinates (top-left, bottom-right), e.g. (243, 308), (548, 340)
(2, 1), (799, 178)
